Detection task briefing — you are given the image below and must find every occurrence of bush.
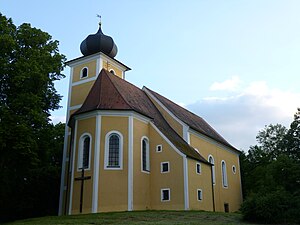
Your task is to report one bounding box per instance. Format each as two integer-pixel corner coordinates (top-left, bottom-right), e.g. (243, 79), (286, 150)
(241, 189), (296, 224)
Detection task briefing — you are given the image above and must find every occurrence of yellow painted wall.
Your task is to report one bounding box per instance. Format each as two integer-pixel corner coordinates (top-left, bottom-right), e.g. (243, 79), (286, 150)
(98, 116), (129, 212)
(70, 81), (95, 107)
(149, 125), (185, 210)
(188, 159), (213, 211)
(69, 59), (125, 109)
(132, 118), (151, 210)
(101, 59), (123, 78)
(71, 117), (96, 214)
(72, 60), (97, 83)
(67, 114), (241, 214)
(189, 132), (242, 212)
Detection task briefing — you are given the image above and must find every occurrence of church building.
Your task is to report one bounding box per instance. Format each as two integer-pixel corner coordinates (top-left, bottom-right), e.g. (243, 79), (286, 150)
(58, 21), (243, 215)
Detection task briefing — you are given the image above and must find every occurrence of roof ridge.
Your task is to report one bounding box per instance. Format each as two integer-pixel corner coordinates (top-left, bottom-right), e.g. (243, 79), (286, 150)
(144, 86), (238, 152)
(107, 72), (156, 118)
(144, 86), (204, 119)
(103, 70), (133, 109)
(94, 71), (104, 109)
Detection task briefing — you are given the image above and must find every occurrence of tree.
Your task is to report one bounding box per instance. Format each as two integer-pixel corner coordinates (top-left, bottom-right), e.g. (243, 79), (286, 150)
(254, 123), (287, 161)
(283, 108), (300, 160)
(240, 110), (300, 224)
(0, 13), (66, 221)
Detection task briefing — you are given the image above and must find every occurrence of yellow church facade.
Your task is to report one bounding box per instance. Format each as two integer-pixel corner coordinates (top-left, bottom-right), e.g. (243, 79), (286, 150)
(58, 23), (242, 215)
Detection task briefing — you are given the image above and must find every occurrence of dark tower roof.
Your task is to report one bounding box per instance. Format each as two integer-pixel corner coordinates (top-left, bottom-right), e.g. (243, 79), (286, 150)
(80, 24), (118, 58)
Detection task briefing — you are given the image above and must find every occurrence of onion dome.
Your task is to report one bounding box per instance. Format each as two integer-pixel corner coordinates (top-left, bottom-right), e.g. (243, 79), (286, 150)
(80, 23), (118, 58)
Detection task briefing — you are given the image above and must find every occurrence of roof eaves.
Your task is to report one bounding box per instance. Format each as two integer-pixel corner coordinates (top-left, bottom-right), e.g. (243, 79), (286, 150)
(146, 92), (209, 163)
(187, 155), (212, 165)
(189, 127), (241, 154)
(66, 52), (131, 71)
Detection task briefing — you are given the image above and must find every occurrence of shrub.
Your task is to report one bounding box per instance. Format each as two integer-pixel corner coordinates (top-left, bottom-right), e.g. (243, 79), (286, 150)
(241, 189), (293, 224)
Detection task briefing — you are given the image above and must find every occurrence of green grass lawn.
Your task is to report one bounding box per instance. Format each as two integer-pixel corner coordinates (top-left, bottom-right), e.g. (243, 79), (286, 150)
(4, 210), (264, 225)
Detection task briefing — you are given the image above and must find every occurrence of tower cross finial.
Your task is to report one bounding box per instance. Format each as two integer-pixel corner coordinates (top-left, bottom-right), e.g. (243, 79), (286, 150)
(97, 14), (101, 27)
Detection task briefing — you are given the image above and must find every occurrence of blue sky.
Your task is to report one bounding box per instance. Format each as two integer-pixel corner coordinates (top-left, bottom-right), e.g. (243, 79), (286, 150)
(2, 0), (300, 150)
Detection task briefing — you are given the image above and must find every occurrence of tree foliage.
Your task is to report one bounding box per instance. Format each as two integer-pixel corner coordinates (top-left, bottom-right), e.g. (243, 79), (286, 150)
(240, 109), (300, 224)
(0, 13), (66, 221)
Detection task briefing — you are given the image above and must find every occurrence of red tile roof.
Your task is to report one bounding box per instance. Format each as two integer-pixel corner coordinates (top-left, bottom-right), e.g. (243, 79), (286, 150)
(74, 70), (132, 114)
(70, 69), (208, 162)
(143, 87), (239, 152)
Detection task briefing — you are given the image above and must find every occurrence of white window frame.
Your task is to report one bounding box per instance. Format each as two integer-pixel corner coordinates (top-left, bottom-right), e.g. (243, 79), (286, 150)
(208, 155), (215, 185)
(197, 189), (203, 201)
(80, 67), (89, 79)
(161, 188), (171, 202)
(141, 136), (150, 173)
(161, 161), (170, 173)
(156, 144), (162, 152)
(109, 69), (116, 75)
(104, 131), (123, 170)
(196, 162), (201, 174)
(221, 160), (228, 188)
(232, 165), (236, 174)
(77, 133), (92, 171)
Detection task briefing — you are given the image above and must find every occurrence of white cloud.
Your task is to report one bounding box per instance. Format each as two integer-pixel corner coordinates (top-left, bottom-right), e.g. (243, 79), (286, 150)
(188, 80), (300, 151)
(50, 115), (66, 124)
(209, 76), (241, 91)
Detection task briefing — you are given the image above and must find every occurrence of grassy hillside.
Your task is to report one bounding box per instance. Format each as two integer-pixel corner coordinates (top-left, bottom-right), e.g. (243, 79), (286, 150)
(5, 210), (262, 225)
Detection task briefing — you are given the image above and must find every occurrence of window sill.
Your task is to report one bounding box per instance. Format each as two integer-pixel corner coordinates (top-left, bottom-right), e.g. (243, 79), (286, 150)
(142, 170), (150, 174)
(104, 166), (123, 170)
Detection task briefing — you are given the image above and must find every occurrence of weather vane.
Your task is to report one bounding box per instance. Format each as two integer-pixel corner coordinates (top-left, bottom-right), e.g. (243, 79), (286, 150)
(97, 14), (101, 27)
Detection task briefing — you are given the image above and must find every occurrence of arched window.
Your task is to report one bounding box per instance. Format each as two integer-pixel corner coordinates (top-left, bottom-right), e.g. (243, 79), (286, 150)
(80, 67), (88, 79)
(208, 155), (215, 184)
(78, 134), (91, 170)
(109, 69), (115, 75)
(105, 131), (123, 169)
(221, 160), (228, 188)
(141, 137), (150, 172)
(108, 134), (120, 167)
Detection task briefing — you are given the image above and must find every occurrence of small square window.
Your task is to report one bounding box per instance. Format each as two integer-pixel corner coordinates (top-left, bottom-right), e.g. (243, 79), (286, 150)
(161, 162), (169, 173)
(196, 163), (201, 174)
(197, 189), (203, 201)
(161, 189), (170, 201)
(156, 145), (162, 152)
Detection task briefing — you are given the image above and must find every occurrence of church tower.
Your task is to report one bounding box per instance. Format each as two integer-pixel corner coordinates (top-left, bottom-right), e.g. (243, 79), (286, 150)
(58, 21), (130, 215)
